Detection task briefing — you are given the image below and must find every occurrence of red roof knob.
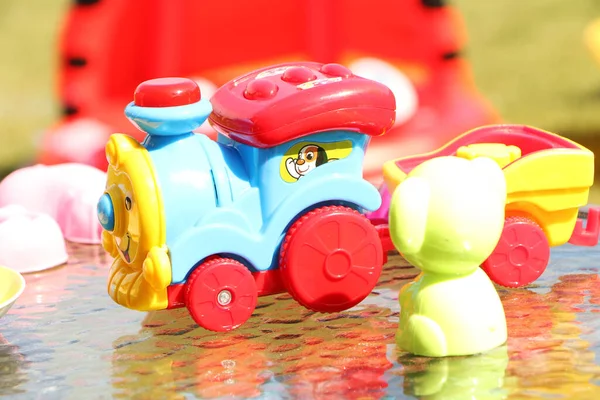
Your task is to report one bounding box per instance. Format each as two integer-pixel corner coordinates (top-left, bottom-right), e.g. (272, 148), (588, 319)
(281, 66), (318, 84)
(134, 77), (201, 108)
(320, 63), (353, 78)
(243, 79), (279, 100)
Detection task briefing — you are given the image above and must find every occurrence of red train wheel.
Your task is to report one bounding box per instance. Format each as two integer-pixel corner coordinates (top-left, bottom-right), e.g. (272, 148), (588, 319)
(279, 205), (383, 313)
(482, 216), (551, 288)
(185, 257), (257, 332)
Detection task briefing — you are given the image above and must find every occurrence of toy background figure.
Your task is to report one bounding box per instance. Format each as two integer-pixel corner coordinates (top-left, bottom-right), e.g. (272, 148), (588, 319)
(37, 0), (498, 185)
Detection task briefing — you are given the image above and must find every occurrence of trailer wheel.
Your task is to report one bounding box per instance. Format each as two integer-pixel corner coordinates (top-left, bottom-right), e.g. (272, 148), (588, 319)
(279, 205), (383, 313)
(482, 216), (550, 288)
(185, 257), (257, 332)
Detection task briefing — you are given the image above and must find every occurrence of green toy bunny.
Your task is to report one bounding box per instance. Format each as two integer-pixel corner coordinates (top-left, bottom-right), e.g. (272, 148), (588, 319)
(390, 155), (508, 357)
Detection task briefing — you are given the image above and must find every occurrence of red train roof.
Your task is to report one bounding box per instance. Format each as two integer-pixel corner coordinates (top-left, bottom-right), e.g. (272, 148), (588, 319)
(208, 62), (396, 148)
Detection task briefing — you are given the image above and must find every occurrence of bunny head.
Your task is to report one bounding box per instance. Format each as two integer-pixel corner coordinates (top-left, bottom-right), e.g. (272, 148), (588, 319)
(389, 156), (507, 275)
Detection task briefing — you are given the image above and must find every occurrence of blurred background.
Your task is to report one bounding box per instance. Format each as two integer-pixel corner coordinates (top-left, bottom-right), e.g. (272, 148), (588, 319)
(1, 0), (600, 199)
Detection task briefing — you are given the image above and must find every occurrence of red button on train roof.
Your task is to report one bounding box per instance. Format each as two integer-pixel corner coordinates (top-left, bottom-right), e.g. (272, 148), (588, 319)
(134, 77), (201, 108)
(208, 62), (397, 148)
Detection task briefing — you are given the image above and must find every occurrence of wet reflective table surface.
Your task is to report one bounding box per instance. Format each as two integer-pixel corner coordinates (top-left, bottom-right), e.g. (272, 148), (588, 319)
(1, 243), (600, 399)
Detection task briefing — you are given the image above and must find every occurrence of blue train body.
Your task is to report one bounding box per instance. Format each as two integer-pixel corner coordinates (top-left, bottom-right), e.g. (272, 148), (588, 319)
(145, 130), (380, 283)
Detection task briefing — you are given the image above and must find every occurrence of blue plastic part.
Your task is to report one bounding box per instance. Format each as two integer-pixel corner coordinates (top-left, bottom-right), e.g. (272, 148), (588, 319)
(158, 131), (378, 283)
(168, 171), (380, 282)
(97, 193), (115, 231)
(126, 96), (380, 284)
(148, 133), (258, 249)
(125, 98), (212, 136)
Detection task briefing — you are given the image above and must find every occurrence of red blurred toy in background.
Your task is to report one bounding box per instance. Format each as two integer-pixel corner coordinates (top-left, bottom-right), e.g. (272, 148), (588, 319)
(38, 0), (499, 184)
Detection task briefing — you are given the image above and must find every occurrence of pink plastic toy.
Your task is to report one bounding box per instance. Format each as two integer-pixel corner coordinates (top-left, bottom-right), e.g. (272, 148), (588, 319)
(0, 205), (68, 273)
(0, 164), (106, 244)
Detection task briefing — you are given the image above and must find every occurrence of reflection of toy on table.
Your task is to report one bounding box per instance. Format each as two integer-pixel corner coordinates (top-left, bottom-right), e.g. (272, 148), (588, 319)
(5, 242), (108, 312)
(400, 345), (509, 399)
(389, 155), (508, 357)
(111, 302), (396, 399)
(0, 334), (27, 393)
(502, 273), (600, 397)
(370, 125), (600, 288)
(97, 63), (394, 332)
(111, 317), (272, 399)
(39, 0), (498, 185)
(283, 326), (394, 400)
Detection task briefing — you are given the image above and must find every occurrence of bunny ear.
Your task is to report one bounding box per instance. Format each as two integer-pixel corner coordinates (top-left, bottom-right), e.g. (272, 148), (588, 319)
(389, 176), (430, 255)
(470, 157), (507, 203)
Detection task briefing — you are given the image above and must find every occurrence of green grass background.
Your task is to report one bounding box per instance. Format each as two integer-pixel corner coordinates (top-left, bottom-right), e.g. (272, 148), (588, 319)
(1, 0), (600, 198)
(0, 0), (70, 174)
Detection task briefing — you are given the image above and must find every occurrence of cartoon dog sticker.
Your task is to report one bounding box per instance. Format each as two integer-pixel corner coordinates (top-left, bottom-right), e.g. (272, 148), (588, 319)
(285, 144), (336, 180)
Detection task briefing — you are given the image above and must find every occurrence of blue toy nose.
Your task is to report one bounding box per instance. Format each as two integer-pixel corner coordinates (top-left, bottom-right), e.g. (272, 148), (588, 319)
(97, 193), (115, 231)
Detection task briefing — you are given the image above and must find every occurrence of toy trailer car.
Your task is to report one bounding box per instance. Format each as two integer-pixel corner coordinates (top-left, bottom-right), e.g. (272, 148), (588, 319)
(368, 124), (600, 288)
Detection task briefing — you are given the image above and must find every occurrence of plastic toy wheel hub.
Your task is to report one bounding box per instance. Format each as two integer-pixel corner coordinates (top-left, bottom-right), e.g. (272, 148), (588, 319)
(509, 244), (529, 266)
(481, 217), (551, 288)
(280, 205), (383, 313)
(217, 289), (233, 306)
(185, 258), (257, 332)
(325, 249), (353, 279)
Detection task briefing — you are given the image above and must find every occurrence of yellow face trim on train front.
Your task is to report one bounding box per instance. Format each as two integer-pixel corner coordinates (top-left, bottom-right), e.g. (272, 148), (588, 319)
(102, 134), (171, 311)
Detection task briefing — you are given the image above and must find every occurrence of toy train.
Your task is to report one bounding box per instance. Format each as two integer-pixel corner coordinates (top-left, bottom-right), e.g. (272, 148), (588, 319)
(96, 62), (395, 332)
(97, 61), (600, 332)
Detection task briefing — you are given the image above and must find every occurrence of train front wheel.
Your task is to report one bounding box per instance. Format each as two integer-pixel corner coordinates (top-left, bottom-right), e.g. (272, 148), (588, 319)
(482, 216), (551, 288)
(185, 257), (258, 332)
(279, 205), (384, 313)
